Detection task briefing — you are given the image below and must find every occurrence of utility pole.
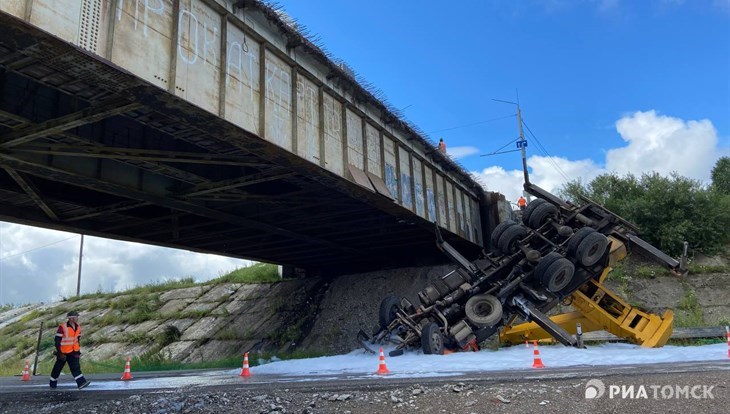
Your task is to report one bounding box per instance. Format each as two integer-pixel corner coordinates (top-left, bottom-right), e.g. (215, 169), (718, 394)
(516, 104), (530, 185)
(76, 234), (84, 297)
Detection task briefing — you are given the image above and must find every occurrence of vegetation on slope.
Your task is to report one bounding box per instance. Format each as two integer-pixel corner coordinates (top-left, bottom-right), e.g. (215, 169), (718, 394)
(560, 157), (730, 256)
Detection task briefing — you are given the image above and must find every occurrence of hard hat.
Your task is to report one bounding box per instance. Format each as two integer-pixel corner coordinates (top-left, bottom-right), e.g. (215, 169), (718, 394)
(67, 311), (80, 317)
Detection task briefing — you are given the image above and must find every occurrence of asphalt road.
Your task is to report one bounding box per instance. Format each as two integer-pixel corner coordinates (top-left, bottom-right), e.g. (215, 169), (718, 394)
(0, 360), (728, 413)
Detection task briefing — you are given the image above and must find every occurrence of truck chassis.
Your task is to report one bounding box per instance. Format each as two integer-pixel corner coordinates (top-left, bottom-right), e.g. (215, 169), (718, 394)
(360, 183), (680, 356)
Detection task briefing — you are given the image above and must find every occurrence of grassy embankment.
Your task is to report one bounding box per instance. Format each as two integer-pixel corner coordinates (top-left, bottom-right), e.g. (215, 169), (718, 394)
(0, 263), (324, 376)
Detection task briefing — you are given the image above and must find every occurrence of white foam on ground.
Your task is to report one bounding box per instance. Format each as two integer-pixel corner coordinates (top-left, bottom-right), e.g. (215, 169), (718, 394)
(249, 342), (728, 377)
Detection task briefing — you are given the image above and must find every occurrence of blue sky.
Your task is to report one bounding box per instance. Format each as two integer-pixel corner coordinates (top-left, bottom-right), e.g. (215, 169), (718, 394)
(278, 0), (729, 193)
(1, 0), (728, 306)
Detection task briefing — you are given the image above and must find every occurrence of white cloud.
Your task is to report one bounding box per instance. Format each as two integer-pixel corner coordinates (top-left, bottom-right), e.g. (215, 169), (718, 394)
(607, 110), (721, 182)
(474, 156), (603, 204)
(474, 110), (723, 204)
(448, 146), (480, 160)
(0, 223), (252, 305)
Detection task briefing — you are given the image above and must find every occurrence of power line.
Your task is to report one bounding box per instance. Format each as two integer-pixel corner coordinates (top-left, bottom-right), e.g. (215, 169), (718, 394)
(0, 234), (80, 262)
(521, 119), (572, 183)
(480, 136), (520, 157)
(427, 114), (516, 135)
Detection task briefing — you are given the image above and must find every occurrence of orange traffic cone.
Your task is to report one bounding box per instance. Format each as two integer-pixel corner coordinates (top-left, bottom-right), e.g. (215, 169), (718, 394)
(21, 360), (30, 381)
(121, 357), (133, 380)
(375, 347), (390, 375)
(240, 353), (251, 377)
(532, 340), (545, 369)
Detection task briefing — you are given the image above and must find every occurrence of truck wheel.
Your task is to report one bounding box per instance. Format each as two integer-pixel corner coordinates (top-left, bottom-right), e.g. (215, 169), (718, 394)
(534, 251), (562, 283)
(497, 224), (528, 255)
(527, 202), (558, 229)
(521, 198), (546, 226)
(490, 220), (516, 250)
(465, 294), (503, 327)
(540, 257), (575, 292)
(379, 295), (401, 329)
(575, 232), (609, 267)
(421, 322), (445, 355)
(567, 227), (595, 257)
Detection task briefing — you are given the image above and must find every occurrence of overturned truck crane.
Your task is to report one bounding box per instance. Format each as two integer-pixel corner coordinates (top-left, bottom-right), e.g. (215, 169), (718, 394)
(361, 182), (681, 356)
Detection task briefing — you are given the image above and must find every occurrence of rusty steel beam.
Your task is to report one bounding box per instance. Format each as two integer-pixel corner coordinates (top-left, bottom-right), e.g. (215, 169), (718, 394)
(3, 167), (59, 221)
(0, 99), (143, 148)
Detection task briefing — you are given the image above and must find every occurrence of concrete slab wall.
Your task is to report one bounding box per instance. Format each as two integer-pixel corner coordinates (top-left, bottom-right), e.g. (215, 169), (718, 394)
(0, 0), (484, 243)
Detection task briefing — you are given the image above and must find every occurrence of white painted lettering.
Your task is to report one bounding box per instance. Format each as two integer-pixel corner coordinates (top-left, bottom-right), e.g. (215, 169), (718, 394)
(143, 0), (164, 37)
(178, 9), (199, 65)
(202, 23), (218, 64)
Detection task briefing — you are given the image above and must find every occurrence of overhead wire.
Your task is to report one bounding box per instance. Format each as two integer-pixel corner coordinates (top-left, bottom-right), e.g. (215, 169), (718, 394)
(480, 136), (521, 156)
(0, 234), (79, 262)
(427, 114), (516, 135)
(521, 119), (572, 183)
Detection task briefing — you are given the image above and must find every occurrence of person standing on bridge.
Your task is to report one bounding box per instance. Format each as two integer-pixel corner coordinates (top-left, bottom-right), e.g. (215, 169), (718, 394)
(50, 311), (90, 389)
(438, 138), (447, 154)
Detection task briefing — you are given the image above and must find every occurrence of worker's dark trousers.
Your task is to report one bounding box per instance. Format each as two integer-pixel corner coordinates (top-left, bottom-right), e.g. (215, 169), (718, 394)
(49, 353), (86, 388)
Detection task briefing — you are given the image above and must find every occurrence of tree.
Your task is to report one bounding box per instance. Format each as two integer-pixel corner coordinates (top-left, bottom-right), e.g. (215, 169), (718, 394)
(560, 172), (730, 256)
(711, 156), (730, 195)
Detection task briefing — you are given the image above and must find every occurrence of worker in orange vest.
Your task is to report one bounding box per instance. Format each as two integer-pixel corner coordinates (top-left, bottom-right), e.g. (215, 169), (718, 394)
(50, 311), (90, 389)
(518, 196), (527, 210)
(438, 138), (446, 154)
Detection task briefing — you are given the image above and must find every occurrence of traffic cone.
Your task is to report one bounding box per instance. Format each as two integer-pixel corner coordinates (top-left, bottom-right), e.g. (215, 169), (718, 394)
(375, 347), (390, 375)
(121, 357), (133, 380)
(240, 353), (251, 377)
(532, 340), (545, 369)
(21, 360), (30, 381)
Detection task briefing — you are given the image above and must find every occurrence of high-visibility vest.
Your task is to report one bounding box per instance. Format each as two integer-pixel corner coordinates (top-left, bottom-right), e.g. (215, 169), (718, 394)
(59, 323), (81, 353)
(518, 197), (526, 207)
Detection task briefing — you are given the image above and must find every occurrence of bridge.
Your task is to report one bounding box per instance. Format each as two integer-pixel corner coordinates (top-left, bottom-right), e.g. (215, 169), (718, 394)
(0, 0), (500, 274)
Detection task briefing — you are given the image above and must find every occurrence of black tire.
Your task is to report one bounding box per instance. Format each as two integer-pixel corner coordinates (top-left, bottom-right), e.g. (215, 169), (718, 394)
(464, 294), (503, 327)
(490, 220), (516, 250)
(421, 322), (445, 355)
(567, 227), (595, 257)
(497, 225), (528, 255)
(521, 198), (546, 226)
(527, 202), (558, 229)
(379, 295), (401, 329)
(575, 232), (609, 267)
(540, 257), (575, 292)
(533, 251), (562, 283)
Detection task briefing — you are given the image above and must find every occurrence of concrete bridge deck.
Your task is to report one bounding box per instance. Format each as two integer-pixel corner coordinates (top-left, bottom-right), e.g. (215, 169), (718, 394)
(0, 0), (497, 274)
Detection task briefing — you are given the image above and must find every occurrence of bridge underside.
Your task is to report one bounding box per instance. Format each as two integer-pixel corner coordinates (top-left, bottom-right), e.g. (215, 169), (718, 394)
(0, 13), (483, 275)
